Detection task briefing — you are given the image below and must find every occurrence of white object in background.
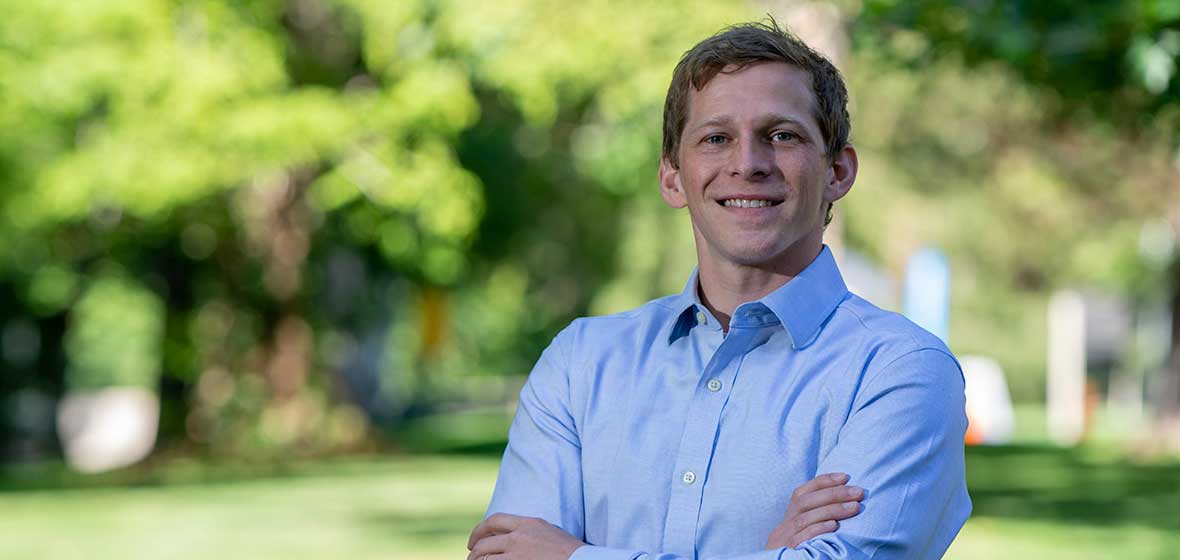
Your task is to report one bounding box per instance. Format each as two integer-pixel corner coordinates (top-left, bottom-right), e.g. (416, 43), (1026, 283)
(56, 387), (159, 473)
(1047, 290), (1087, 446)
(960, 355), (1014, 445)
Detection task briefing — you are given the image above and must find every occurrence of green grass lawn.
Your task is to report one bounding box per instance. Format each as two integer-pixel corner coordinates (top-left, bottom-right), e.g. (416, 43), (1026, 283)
(952, 445), (1180, 559)
(0, 456), (498, 560)
(2, 443), (1178, 560)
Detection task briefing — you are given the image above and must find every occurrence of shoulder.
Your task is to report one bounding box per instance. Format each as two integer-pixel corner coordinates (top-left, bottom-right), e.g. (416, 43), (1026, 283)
(551, 294), (684, 357)
(833, 293), (962, 388)
(835, 293), (955, 360)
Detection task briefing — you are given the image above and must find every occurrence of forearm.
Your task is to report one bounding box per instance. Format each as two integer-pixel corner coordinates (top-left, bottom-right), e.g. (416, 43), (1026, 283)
(573, 533), (884, 560)
(572, 545), (800, 560)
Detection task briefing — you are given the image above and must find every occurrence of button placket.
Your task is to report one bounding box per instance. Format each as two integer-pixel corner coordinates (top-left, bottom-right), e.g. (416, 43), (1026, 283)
(660, 326), (757, 555)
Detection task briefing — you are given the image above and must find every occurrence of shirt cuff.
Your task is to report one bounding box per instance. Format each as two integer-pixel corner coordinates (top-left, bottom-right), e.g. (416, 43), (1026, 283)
(569, 544), (645, 560)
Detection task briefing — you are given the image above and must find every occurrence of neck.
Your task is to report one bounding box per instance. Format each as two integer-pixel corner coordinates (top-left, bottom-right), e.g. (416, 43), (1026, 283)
(696, 238), (823, 333)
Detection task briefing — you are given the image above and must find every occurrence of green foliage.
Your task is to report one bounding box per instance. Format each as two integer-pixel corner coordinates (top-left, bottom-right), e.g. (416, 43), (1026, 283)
(856, 0), (1180, 124)
(3, 0), (1178, 455)
(63, 273), (165, 391)
(0, 0), (484, 283)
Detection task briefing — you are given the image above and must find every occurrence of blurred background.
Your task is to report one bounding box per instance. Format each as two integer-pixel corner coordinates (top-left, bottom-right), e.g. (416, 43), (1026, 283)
(1, 0), (1179, 558)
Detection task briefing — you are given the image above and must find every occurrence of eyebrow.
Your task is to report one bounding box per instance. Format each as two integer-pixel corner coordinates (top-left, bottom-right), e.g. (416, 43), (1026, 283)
(689, 114), (810, 133)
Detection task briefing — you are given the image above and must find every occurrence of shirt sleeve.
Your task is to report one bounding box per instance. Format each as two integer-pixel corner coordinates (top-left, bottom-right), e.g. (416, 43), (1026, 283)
(572, 347), (971, 560)
(782, 347), (972, 559)
(484, 326), (586, 540)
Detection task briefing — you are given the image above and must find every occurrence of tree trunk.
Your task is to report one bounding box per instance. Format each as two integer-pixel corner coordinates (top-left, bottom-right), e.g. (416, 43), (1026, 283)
(1145, 215), (1180, 454)
(245, 169), (316, 409)
(1155, 162), (1180, 449)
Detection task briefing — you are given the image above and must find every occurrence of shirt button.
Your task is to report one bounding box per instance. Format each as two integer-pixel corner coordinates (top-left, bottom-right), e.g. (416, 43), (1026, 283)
(707, 378), (722, 392)
(695, 310), (707, 325)
(682, 470), (696, 485)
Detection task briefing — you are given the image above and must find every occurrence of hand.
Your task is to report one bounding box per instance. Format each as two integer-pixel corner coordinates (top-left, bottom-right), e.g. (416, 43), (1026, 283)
(765, 472), (865, 550)
(467, 513), (584, 560)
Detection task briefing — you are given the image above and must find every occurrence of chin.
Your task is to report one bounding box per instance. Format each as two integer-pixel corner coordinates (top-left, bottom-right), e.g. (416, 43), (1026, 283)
(720, 242), (793, 267)
(715, 228), (821, 267)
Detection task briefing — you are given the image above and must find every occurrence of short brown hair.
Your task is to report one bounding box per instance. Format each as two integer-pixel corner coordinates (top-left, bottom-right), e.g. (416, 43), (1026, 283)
(661, 19), (850, 167)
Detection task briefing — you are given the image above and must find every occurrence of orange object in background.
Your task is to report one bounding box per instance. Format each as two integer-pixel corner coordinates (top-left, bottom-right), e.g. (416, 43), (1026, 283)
(1082, 379), (1101, 443)
(960, 356), (1015, 446)
(964, 410), (985, 445)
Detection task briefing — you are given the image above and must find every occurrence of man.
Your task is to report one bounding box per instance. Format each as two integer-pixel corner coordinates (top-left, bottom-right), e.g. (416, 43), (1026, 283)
(468, 20), (971, 560)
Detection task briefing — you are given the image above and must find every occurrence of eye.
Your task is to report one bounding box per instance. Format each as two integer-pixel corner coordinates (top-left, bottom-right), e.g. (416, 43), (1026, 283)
(703, 134), (727, 145)
(770, 131), (797, 142)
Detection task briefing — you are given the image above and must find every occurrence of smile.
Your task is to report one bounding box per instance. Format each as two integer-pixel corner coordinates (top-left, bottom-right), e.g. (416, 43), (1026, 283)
(719, 198), (783, 208)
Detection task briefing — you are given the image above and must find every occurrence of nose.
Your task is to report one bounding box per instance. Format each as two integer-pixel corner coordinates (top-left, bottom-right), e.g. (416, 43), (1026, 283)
(729, 136), (773, 180)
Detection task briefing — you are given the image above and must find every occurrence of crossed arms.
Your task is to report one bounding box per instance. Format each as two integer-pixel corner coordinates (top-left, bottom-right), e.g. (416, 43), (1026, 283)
(468, 473), (865, 560)
(470, 341), (971, 560)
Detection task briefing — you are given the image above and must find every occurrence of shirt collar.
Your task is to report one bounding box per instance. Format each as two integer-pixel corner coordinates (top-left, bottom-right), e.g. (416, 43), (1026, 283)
(666, 245), (849, 349)
(666, 268), (707, 345)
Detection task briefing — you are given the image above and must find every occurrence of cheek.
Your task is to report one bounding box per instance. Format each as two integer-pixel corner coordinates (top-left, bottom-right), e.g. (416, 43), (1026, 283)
(787, 161), (828, 206)
(683, 171), (714, 203)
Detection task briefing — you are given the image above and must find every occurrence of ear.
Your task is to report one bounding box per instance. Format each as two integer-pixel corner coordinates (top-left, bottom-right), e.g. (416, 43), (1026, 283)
(823, 144), (858, 204)
(659, 157), (687, 209)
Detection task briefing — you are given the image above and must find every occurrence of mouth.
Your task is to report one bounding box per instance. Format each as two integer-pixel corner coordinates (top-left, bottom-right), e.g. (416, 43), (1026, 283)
(717, 197), (784, 208)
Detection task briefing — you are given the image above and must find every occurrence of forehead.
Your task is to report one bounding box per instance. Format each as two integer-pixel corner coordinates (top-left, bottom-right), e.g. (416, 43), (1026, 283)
(685, 62), (819, 131)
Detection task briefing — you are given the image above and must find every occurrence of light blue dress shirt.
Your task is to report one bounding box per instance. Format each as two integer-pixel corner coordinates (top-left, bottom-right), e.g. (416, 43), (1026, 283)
(486, 247), (971, 559)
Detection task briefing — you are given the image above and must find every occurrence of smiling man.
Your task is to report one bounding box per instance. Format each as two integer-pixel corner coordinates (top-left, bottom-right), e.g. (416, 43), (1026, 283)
(468, 20), (971, 560)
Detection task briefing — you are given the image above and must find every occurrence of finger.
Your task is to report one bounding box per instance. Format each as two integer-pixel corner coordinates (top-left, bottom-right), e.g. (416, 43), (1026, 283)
(486, 513), (526, 532)
(467, 533), (511, 560)
(467, 522), (481, 550)
(467, 514), (522, 549)
(790, 485), (864, 515)
(787, 520), (838, 548)
(466, 520), (491, 550)
(791, 473), (849, 501)
(795, 501), (862, 529)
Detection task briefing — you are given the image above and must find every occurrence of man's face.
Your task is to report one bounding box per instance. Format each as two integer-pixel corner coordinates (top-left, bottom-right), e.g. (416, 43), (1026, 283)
(660, 62), (852, 271)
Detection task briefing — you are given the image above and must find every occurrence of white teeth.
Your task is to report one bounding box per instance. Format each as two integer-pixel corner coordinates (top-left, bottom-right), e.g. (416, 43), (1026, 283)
(723, 199), (773, 208)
